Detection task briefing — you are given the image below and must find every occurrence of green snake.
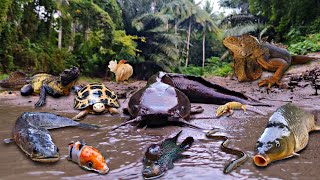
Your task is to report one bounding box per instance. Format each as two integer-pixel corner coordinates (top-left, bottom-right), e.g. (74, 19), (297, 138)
(205, 130), (249, 174)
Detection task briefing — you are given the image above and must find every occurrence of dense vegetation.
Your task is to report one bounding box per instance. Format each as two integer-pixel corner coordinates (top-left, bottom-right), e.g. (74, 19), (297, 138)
(0, 0), (319, 78)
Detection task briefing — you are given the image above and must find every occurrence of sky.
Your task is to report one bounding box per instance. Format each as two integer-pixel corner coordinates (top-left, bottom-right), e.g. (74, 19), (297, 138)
(195, 0), (234, 14)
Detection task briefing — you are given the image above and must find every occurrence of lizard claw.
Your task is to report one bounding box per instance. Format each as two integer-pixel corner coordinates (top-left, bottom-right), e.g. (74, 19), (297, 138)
(258, 77), (282, 88)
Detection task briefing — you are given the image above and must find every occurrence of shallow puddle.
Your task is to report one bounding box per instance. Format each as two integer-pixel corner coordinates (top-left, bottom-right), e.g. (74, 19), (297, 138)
(0, 103), (320, 180)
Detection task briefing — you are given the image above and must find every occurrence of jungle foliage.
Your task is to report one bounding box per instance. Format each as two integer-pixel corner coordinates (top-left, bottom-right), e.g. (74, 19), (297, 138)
(0, 0), (318, 78)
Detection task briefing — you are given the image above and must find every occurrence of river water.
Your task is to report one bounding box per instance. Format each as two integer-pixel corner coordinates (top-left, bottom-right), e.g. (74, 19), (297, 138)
(0, 103), (320, 180)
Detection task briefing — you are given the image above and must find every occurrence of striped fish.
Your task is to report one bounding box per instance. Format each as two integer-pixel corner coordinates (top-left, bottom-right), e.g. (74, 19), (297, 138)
(68, 141), (109, 174)
(253, 103), (320, 166)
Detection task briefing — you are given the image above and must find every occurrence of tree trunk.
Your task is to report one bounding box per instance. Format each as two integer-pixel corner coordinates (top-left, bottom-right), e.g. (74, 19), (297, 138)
(85, 27), (90, 41)
(185, 18), (192, 67)
(202, 32), (206, 68)
(68, 22), (76, 51)
(58, 25), (62, 49)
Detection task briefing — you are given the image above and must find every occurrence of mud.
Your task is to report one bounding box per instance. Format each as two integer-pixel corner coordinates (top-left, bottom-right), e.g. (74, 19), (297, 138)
(1, 55), (320, 180)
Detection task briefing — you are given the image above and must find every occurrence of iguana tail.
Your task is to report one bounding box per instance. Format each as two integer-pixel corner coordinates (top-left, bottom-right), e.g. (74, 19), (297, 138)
(291, 55), (318, 65)
(0, 71), (28, 89)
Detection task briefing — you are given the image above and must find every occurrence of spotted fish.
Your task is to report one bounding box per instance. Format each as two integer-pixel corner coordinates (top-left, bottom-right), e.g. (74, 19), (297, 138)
(142, 131), (194, 179)
(4, 112), (99, 163)
(253, 103), (320, 166)
(68, 141), (109, 174)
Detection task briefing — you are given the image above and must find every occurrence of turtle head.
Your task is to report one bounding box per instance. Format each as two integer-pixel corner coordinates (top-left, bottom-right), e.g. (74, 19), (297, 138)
(93, 103), (105, 113)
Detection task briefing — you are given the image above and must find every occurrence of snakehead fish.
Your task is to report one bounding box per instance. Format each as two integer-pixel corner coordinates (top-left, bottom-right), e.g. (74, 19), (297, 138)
(68, 141), (109, 174)
(254, 103), (320, 166)
(148, 72), (265, 106)
(142, 131), (194, 179)
(4, 112), (99, 163)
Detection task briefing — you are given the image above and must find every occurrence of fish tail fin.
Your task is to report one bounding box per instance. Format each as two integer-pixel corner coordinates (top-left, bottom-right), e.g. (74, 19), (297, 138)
(179, 137), (194, 150)
(76, 122), (100, 129)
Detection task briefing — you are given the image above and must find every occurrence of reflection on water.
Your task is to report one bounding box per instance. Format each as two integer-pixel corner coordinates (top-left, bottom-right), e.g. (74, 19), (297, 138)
(0, 104), (320, 180)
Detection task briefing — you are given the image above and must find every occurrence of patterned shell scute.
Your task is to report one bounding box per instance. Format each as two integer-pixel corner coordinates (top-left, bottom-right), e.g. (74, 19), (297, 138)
(74, 83), (119, 110)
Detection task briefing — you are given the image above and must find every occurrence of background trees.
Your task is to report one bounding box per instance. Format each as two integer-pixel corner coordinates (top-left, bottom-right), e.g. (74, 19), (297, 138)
(0, 0), (318, 77)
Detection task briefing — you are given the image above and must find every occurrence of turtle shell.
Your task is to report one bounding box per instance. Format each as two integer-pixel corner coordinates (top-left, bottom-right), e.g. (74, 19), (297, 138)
(74, 83), (119, 110)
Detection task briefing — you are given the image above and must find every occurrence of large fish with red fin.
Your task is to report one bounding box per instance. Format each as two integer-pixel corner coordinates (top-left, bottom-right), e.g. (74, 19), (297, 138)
(254, 103), (320, 166)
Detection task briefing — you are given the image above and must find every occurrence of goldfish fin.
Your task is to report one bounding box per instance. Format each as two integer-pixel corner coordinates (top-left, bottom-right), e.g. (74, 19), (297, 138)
(4, 138), (14, 144)
(68, 141), (75, 145)
(179, 137), (194, 150)
(292, 152), (300, 156)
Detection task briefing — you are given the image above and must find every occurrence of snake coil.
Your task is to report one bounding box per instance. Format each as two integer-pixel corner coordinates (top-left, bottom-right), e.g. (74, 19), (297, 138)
(206, 130), (248, 174)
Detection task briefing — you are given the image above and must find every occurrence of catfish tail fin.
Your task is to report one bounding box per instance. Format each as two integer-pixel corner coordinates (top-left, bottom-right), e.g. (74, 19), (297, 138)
(292, 55), (318, 65)
(179, 137), (194, 150)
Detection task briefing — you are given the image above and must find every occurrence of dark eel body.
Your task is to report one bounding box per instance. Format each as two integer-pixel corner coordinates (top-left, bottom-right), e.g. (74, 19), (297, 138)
(206, 130), (248, 174)
(149, 72), (261, 105)
(10, 112), (98, 163)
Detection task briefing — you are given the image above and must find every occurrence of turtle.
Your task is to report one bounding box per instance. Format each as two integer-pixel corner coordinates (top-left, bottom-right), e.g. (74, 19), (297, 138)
(72, 83), (120, 120)
(112, 72), (205, 131)
(20, 67), (80, 107)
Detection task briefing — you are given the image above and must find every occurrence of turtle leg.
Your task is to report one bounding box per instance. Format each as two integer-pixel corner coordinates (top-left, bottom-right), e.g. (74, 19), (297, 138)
(72, 109), (89, 120)
(111, 116), (143, 131)
(20, 84), (33, 96)
(107, 107), (120, 114)
(35, 84), (61, 107)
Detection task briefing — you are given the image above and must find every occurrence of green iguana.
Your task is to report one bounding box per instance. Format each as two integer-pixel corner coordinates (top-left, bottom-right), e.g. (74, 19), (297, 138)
(223, 34), (318, 88)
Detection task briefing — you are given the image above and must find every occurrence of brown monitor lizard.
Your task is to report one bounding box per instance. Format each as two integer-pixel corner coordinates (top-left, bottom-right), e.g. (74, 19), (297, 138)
(223, 34), (318, 88)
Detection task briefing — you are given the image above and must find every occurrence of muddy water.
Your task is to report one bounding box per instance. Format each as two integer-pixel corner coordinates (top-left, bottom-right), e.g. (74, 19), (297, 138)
(1, 103), (320, 180)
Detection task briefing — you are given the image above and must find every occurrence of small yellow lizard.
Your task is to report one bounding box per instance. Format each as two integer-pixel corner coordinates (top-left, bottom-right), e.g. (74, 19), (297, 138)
(216, 102), (246, 117)
(216, 101), (266, 117)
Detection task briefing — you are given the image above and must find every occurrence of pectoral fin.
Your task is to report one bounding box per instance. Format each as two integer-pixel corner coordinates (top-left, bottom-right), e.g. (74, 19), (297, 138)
(292, 152), (300, 156)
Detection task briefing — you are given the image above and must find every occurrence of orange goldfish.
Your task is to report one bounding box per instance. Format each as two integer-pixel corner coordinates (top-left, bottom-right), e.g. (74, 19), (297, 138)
(68, 141), (109, 174)
(108, 59), (133, 83)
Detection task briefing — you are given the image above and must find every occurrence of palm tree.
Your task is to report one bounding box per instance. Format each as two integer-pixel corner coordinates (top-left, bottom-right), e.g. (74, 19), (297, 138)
(196, 0), (218, 68)
(162, 0), (198, 67)
(132, 13), (181, 70)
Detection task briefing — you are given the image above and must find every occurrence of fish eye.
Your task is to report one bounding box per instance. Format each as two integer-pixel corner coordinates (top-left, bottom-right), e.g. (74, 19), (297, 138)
(275, 141), (281, 147)
(88, 161), (93, 168)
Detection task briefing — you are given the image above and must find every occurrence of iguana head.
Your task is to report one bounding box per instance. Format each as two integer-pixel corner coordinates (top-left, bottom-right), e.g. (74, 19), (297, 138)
(223, 34), (261, 58)
(223, 34), (263, 81)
